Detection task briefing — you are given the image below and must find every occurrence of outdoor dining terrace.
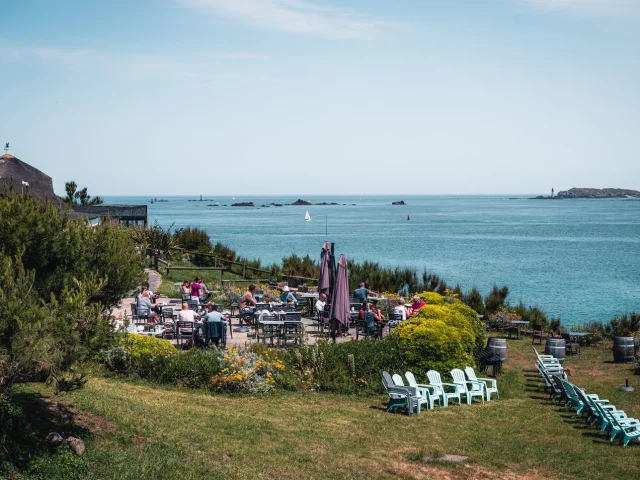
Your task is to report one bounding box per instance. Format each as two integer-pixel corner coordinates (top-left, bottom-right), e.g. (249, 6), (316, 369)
(117, 288), (401, 349)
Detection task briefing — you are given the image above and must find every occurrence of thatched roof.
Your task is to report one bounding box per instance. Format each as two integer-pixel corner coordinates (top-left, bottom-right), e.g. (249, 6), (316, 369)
(0, 153), (57, 201)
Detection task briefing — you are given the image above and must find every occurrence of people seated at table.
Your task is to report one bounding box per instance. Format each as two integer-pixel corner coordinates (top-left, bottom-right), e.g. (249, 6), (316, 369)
(262, 293), (272, 303)
(394, 297), (408, 321)
(136, 291), (160, 324)
(364, 282), (378, 297)
(407, 295), (426, 317)
(353, 283), (369, 303)
(315, 292), (327, 315)
(240, 284), (258, 313)
(178, 302), (199, 323)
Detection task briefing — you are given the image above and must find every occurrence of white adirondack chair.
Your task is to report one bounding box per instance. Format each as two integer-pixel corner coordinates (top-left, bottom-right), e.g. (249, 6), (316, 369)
(465, 366), (499, 401)
(426, 370), (462, 406)
(404, 371), (441, 409)
(450, 368), (485, 404)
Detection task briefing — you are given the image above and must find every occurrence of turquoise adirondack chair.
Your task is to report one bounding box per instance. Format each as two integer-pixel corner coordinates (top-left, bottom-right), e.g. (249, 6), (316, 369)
(381, 371), (420, 416)
(450, 369), (485, 404)
(404, 371), (442, 409)
(594, 403), (640, 443)
(591, 400), (632, 434)
(464, 366), (499, 401)
(426, 370), (462, 406)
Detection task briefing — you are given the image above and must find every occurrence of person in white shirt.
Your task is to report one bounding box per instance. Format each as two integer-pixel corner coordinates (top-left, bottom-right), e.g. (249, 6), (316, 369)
(394, 297), (407, 321)
(178, 302), (199, 323)
(315, 292), (327, 315)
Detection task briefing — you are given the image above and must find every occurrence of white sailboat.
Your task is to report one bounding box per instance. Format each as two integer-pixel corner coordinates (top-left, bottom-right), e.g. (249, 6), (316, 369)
(304, 210), (311, 222)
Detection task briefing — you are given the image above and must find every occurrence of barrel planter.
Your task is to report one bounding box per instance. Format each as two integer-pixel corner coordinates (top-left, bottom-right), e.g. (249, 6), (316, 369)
(612, 336), (635, 364)
(545, 338), (566, 364)
(486, 337), (507, 362)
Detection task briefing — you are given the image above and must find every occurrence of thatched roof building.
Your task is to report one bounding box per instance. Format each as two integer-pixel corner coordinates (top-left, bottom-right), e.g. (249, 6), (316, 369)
(0, 153), (57, 200)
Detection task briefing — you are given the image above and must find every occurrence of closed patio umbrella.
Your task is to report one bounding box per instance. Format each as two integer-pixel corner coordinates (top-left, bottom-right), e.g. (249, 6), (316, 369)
(329, 254), (350, 341)
(318, 241), (330, 294)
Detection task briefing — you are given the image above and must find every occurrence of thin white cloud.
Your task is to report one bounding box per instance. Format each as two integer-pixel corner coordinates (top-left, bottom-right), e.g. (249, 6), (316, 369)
(178, 0), (392, 38)
(520, 0), (640, 17)
(0, 44), (272, 84)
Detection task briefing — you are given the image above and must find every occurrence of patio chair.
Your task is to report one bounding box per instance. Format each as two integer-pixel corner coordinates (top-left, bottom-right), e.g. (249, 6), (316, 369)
(201, 320), (227, 347)
(477, 347), (503, 376)
(392, 374), (430, 412)
(381, 371), (420, 416)
(450, 369), (485, 404)
(464, 366), (499, 401)
(426, 370), (462, 406)
(176, 320), (196, 346)
(599, 407), (640, 444)
(560, 328), (581, 355)
(531, 324), (545, 344)
(532, 346), (561, 366)
(404, 371), (442, 409)
(573, 387), (615, 427)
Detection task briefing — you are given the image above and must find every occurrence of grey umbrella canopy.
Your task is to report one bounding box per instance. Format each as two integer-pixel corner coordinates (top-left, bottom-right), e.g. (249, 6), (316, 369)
(318, 241), (330, 293)
(329, 254), (350, 329)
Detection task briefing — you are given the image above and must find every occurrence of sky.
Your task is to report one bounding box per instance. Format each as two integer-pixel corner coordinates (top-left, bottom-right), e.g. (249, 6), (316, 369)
(1, 0), (639, 196)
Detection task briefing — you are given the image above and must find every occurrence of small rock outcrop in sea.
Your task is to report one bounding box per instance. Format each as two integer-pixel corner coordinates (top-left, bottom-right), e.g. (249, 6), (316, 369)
(314, 202), (340, 205)
(392, 200), (406, 205)
(290, 199), (312, 206)
(533, 188), (640, 199)
(231, 202), (254, 207)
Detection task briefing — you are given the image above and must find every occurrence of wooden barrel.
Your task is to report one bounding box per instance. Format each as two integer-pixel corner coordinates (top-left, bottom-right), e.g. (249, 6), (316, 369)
(613, 336), (635, 364)
(486, 337), (507, 362)
(545, 338), (566, 364)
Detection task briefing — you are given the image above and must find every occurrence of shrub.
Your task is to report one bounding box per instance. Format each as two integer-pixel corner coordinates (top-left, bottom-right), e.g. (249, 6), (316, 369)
(279, 337), (406, 394)
(392, 292), (484, 374)
(211, 347), (284, 393)
(485, 285), (509, 314)
(0, 193), (145, 308)
(104, 334), (177, 377)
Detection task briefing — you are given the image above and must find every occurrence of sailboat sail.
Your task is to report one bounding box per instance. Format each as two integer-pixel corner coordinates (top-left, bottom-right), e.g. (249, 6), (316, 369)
(305, 210), (311, 222)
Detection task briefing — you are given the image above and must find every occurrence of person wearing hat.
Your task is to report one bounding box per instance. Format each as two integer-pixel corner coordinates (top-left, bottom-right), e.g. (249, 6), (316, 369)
(280, 285), (297, 305)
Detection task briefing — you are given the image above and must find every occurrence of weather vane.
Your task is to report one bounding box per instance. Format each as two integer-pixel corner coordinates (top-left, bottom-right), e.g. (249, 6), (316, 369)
(3, 143), (8, 154)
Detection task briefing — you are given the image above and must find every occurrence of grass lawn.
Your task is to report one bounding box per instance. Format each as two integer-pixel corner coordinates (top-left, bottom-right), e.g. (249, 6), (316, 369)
(13, 338), (640, 479)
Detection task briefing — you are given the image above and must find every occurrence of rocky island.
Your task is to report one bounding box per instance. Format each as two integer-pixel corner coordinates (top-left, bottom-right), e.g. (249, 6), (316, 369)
(392, 200), (406, 205)
(534, 188), (640, 199)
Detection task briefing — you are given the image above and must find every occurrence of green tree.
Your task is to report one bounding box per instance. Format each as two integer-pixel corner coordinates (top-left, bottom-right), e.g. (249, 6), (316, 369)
(64, 181), (104, 206)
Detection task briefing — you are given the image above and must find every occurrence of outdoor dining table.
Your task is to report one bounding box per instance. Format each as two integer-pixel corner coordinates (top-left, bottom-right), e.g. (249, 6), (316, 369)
(567, 331), (589, 345)
(510, 320), (529, 340)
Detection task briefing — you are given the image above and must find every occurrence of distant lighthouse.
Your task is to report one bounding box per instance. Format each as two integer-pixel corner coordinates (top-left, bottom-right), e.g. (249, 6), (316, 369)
(551, 187), (554, 198)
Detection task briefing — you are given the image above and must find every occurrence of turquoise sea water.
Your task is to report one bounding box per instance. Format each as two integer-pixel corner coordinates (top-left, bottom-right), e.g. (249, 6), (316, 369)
(105, 195), (640, 324)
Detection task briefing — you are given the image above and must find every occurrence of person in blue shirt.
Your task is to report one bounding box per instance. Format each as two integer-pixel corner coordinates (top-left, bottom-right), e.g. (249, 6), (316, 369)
(280, 285), (297, 304)
(353, 283), (369, 303)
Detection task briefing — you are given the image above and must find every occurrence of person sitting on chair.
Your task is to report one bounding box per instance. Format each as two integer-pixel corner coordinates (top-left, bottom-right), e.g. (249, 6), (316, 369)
(394, 297), (408, 321)
(240, 285), (258, 313)
(280, 285), (297, 305)
(407, 295), (426, 317)
(136, 290), (159, 325)
(181, 280), (191, 297)
(353, 283), (369, 303)
(315, 292), (327, 315)
(203, 303), (228, 346)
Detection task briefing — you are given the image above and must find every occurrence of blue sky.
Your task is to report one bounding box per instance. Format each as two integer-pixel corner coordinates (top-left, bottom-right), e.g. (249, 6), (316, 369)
(1, 0), (639, 196)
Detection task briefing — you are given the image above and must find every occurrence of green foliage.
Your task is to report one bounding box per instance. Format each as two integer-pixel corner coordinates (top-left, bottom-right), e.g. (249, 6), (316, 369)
(175, 227), (217, 267)
(129, 221), (182, 257)
(103, 336), (223, 389)
(514, 301), (548, 328)
(279, 337), (406, 394)
(280, 254), (318, 278)
(64, 180), (103, 206)
(0, 398), (88, 478)
(463, 286), (485, 315)
(603, 313), (640, 337)
(392, 292), (484, 374)
(485, 285), (509, 314)
(0, 254), (116, 398)
(0, 193), (145, 307)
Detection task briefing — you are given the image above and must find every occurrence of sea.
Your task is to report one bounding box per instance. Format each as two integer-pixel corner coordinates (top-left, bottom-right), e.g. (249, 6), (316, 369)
(104, 195), (640, 325)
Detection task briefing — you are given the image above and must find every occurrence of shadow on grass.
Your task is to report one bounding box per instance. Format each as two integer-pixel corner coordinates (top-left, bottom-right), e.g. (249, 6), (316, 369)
(1, 391), (92, 473)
